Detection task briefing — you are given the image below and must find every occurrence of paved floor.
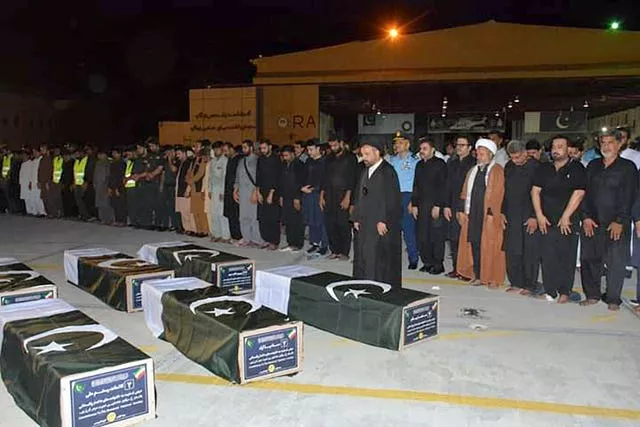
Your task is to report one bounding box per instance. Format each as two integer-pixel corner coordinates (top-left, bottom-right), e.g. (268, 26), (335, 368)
(1, 215), (639, 427)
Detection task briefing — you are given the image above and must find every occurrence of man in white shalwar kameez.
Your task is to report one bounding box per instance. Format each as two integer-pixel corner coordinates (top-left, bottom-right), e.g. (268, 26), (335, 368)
(31, 151), (46, 216)
(19, 151), (32, 214)
(234, 140), (264, 247)
(208, 141), (230, 242)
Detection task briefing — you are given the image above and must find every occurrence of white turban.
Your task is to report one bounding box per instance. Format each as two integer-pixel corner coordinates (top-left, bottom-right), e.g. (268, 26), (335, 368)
(475, 138), (497, 155)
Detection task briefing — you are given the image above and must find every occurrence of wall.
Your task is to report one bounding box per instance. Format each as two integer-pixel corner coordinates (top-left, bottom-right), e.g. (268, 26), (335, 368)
(189, 87), (257, 145)
(158, 121), (192, 146)
(260, 85), (319, 144)
(0, 92), (53, 149)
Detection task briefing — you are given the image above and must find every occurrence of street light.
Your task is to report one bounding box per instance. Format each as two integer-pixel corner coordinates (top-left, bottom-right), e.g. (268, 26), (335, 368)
(609, 20), (621, 31)
(388, 28), (399, 39)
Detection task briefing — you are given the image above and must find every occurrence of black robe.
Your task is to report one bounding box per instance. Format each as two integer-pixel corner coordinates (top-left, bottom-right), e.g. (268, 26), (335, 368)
(352, 160), (402, 287)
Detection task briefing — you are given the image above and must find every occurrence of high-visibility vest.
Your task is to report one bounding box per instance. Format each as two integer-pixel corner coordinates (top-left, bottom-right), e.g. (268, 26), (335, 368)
(52, 156), (63, 184)
(124, 160), (136, 188)
(1, 154), (11, 178)
(74, 156), (88, 185)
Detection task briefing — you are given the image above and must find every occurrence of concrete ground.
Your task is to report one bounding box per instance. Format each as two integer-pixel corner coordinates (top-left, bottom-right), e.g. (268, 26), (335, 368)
(1, 215), (640, 427)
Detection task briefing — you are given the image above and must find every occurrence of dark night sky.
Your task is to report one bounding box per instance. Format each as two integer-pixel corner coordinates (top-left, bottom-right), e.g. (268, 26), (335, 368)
(0, 0), (637, 141)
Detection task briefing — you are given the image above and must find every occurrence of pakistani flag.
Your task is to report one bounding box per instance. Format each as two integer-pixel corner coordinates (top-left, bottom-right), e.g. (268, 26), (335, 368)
(0, 258), (57, 306)
(137, 242), (255, 294)
(141, 276), (302, 384)
(256, 266), (439, 350)
(65, 248), (174, 312)
(0, 298), (155, 427)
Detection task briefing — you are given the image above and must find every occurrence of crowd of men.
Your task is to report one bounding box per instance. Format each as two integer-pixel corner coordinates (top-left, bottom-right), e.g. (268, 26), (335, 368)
(1, 126), (640, 312)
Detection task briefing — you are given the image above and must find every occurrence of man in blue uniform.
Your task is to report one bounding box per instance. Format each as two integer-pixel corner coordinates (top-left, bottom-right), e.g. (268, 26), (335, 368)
(388, 132), (420, 269)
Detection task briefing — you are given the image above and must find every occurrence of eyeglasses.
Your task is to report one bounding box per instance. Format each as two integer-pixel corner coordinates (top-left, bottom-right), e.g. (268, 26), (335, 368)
(455, 143), (469, 147)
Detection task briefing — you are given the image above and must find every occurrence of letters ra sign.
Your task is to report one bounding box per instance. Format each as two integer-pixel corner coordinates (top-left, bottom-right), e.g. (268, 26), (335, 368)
(277, 115), (316, 129)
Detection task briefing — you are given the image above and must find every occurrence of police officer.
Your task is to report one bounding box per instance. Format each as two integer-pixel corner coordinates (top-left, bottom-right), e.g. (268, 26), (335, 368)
(145, 138), (165, 230)
(109, 146), (127, 226)
(159, 145), (180, 231)
(388, 132), (420, 269)
(133, 143), (152, 228)
(49, 145), (64, 218)
(123, 146), (139, 226)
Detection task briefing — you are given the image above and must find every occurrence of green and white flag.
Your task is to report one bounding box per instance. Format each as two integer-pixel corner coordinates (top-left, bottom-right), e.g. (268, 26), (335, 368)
(64, 248), (173, 312)
(0, 299), (155, 427)
(142, 276), (302, 384)
(256, 266), (439, 350)
(0, 258), (57, 306)
(137, 242), (255, 294)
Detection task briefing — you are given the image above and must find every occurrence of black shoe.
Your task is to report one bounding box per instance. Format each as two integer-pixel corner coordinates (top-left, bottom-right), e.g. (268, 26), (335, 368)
(306, 244), (319, 254)
(430, 264), (445, 275)
(317, 246), (328, 256)
(408, 262), (418, 270)
(625, 269), (633, 279)
(419, 265), (431, 273)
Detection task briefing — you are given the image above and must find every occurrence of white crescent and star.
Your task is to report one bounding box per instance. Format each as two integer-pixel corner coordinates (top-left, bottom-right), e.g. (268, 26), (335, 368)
(325, 280), (392, 302)
(209, 307), (236, 317)
(555, 113), (570, 129)
(189, 295), (261, 316)
(343, 289), (371, 299)
(172, 249), (220, 265)
(23, 324), (118, 355)
(96, 258), (154, 270)
(0, 270), (41, 285)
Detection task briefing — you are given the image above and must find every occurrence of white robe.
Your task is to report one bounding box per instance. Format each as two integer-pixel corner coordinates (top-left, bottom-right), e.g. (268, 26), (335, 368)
(207, 155), (229, 239)
(31, 156), (46, 215)
(19, 159), (30, 202)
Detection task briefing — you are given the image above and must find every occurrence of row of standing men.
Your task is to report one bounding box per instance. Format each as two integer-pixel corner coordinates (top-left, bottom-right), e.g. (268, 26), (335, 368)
(3, 128), (640, 312)
(392, 127), (640, 313)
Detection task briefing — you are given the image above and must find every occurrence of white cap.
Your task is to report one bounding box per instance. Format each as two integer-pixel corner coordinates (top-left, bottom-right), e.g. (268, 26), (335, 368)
(475, 138), (497, 155)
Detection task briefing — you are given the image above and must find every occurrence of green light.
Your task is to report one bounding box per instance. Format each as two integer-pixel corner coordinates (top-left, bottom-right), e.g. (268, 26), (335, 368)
(610, 21), (620, 30)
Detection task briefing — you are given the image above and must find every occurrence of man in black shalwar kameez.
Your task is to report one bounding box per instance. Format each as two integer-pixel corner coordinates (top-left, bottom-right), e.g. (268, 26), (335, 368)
(531, 135), (586, 303)
(501, 141), (542, 295)
(580, 129), (638, 311)
(279, 145), (305, 252)
(444, 136), (475, 278)
(223, 142), (242, 241)
(351, 140), (402, 287)
(411, 137), (448, 274)
(321, 134), (357, 260)
(255, 140), (282, 250)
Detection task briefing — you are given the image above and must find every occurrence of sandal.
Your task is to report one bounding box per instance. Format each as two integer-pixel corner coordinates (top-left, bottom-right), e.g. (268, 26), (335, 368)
(579, 299), (599, 307)
(487, 283), (501, 290)
(469, 279), (483, 287)
(505, 287), (521, 293)
(519, 289), (532, 296)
